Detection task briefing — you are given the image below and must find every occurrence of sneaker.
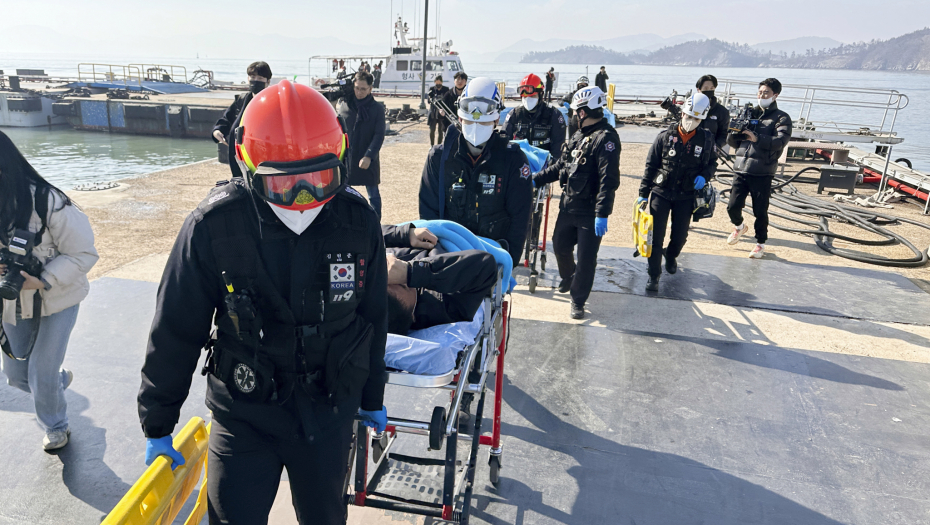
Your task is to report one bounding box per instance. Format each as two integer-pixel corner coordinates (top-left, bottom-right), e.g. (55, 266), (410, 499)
(570, 303), (585, 319)
(43, 428), (70, 451)
(749, 244), (766, 259)
(558, 275), (574, 293)
(645, 276), (660, 292)
(62, 369), (73, 390)
(727, 223), (749, 245)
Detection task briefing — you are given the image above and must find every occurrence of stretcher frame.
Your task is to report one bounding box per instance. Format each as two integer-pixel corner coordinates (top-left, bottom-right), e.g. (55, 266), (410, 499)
(523, 181), (552, 294)
(347, 269), (509, 524)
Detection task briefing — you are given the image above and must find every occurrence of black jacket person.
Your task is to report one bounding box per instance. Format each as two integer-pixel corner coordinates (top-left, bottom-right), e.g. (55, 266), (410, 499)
(381, 223), (498, 334)
(139, 82), (387, 525)
(534, 87), (620, 319)
(211, 61), (272, 178)
(502, 100), (567, 159)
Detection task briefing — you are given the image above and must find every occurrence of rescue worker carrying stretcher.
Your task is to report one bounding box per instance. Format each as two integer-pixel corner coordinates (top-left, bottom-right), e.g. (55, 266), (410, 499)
(418, 77), (533, 266)
(137, 80), (388, 525)
(502, 73), (566, 159)
(533, 86), (620, 320)
(638, 92), (717, 292)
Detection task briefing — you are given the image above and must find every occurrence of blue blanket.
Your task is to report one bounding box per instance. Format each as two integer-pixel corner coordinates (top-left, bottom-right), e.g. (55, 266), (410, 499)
(410, 219), (516, 293)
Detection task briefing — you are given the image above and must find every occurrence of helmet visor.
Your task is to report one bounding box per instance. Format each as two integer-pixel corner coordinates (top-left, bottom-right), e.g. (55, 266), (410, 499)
(517, 85), (539, 97)
(247, 153), (346, 207)
(458, 96), (499, 121)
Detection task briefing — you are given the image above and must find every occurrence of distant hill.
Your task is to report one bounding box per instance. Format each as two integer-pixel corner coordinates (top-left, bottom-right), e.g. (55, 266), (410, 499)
(483, 33), (706, 63)
(751, 37), (843, 55)
(520, 28), (930, 72)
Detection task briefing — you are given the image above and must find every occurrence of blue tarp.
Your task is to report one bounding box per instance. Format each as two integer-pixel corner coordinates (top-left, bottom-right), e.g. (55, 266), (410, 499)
(65, 81), (208, 95)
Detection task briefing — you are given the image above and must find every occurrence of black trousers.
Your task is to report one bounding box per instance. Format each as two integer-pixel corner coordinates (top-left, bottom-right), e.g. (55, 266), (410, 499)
(727, 174), (774, 244)
(544, 85), (553, 103)
(207, 413), (354, 525)
(429, 120), (448, 146)
(552, 211), (602, 306)
(648, 194), (693, 278)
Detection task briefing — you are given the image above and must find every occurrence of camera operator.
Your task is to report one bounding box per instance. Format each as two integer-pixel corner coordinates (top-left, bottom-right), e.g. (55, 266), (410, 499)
(212, 61), (273, 179)
(0, 131), (98, 451)
(427, 76), (451, 146)
(337, 71), (386, 218)
(695, 74), (730, 150)
(725, 78), (792, 259)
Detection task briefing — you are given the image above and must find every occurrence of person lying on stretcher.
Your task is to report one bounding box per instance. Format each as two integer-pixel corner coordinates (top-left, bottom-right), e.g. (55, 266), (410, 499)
(383, 223), (498, 335)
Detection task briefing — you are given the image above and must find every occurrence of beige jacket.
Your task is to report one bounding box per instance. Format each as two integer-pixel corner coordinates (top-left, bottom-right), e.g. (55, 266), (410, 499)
(2, 188), (98, 325)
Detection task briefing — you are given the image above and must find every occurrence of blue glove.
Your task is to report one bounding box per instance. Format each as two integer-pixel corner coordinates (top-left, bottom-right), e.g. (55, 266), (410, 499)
(636, 197), (647, 205)
(594, 217), (608, 237)
(145, 436), (185, 470)
(358, 406), (388, 433)
(694, 176), (706, 190)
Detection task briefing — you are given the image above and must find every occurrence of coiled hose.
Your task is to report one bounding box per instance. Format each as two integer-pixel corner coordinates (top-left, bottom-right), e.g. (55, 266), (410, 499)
(715, 158), (930, 268)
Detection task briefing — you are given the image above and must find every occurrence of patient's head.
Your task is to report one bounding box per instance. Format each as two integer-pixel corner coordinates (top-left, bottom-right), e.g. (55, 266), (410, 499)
(387, 284), (417, 335)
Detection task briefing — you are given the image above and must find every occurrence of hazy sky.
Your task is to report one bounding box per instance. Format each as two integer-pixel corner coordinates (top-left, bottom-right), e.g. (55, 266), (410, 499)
(5, 0), (930, 56)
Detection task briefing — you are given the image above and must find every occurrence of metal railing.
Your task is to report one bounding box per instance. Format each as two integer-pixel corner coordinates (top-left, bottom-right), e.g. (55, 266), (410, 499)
(77, 64), (142, 87)
(718, 79), (909, 143)
(129, 64), (188, 84)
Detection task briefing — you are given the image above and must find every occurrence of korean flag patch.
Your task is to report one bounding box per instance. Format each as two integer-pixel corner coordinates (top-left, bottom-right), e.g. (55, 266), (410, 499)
(694, 145), (703, 157)
(331, 263), (355, 283)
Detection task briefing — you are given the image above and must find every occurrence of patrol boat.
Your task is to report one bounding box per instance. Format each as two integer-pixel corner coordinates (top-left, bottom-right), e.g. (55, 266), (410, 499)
(310, 15), (464, 95)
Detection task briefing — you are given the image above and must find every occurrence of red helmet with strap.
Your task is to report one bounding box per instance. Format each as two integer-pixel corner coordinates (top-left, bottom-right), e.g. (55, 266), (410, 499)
(235, 80), (349, 211)
(517, 73), (544, 97)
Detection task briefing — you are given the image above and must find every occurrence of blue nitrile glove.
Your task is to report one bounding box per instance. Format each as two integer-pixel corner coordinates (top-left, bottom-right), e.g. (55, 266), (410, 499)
(145, 436), (185, 470)
(595, 217), (608, 237)
(358, 406), (388, 433)
(694, 176), (706, 190)
(636, 197), (647, 205)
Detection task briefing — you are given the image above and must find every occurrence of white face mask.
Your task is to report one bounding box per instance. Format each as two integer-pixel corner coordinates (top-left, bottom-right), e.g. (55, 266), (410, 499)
(759, 96), (774, 109)
(681, 115), (701, 133)
(268, 203), (323, 235)
(522, 96), (539, 111)
(462, 121), (495, 147)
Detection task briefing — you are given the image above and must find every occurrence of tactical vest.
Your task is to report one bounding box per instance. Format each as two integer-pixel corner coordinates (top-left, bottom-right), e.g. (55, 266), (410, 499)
(440, 137), (519, 242)
(654, 129), (714, 196)
(558, 127), (610, 208)
(509, 106), (556, 148)
(196, 181), (374, 408)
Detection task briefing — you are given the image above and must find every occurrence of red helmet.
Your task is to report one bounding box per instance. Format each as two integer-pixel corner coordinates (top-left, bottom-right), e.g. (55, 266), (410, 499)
(517, 73), (544, 97)
(235, 80), (348, 211)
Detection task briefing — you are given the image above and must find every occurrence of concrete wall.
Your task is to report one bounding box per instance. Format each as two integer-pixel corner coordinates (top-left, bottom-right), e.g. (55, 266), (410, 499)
(0, 93), (68, 127)
(62, 99), (224, 138)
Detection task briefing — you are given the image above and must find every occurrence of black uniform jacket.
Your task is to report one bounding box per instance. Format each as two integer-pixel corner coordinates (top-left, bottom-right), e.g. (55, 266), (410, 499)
(427, 85), (451, 124)
(382, 224), (498, 330)
(138, 185), (388, 439)
(418, 128), (533, 265)
(640, 124), (718, 201)
(337, 94), (386, 186)
(727, 101), (793, 177)
(212, 92), (254, 178)
(534, 118), (621, 218)
(699, 98), (731, 150)
(502, 103), (567, 159)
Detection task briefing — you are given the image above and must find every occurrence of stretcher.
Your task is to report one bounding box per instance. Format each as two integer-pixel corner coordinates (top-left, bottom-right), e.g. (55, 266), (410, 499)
(523, 183), (551, 294)
(347, 268), (509, 524)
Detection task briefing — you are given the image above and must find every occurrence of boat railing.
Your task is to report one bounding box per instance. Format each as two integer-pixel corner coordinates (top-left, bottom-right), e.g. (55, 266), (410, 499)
(77, 64), (143, 87)
(129, 64), (188, 84)
(718, 79), (909, 143)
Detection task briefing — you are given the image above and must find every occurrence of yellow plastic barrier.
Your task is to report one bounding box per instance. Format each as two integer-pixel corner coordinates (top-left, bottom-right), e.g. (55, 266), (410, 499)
(633, 198), (654, 258)
(103, 418), (211, 525)
(496, 81), (506, 100)
(606, 83), (616, 113)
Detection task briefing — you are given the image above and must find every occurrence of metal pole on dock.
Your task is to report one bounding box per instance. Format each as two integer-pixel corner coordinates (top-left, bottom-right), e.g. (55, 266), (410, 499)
(419, 0), (428, 110)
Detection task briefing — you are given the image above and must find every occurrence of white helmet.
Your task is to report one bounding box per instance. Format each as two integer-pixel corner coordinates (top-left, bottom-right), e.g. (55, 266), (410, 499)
(457, 77), (501, 123)
(570, 86), (607, 111)
(681, 92), (710, 120)
(576, 75), (589, 87)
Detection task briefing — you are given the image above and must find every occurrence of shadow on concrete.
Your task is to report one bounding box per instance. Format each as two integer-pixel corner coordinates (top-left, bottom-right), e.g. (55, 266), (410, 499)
(461, 377), (847, 525)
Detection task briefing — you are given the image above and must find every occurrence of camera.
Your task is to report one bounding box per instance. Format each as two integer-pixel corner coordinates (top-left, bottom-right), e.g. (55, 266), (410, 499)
(0, 228), (44, 300)
(660, 90), (682, 120)
(320, 72), (357, 103)
(728, 102), (759, 135)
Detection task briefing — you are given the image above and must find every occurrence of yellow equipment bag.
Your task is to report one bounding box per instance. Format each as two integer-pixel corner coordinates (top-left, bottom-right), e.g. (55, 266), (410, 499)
(632, 197), (654, 258)
(103, 417), (211, 525)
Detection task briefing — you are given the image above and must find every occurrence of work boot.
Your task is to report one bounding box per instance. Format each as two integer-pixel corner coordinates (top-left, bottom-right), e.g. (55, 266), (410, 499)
(558, 275), (574, 293)
(43, 428), (70, 451)
(664, 251), (678, 274)
(727, 223), (749, 245)
(62, 369), (73, 390)
(570, 303), (585, 319)
(749, 243), (766, 259)
(646, 276), (660, 292)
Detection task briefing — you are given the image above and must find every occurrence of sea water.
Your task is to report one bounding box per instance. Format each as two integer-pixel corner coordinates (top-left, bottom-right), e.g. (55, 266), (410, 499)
(1, 52), (929, 185)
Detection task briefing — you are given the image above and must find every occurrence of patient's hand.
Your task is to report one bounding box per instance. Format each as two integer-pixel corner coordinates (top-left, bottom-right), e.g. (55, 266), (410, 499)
(386, 254), (409, 285)
(410, 228), (438, 250)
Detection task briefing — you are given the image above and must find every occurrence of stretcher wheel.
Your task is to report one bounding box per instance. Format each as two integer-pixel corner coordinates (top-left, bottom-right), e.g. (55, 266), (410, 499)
(528, 275), (537, 294)
(488, 454), (502, 487)
(429, 406), (446, 450)
(541, 254), (547, 272)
